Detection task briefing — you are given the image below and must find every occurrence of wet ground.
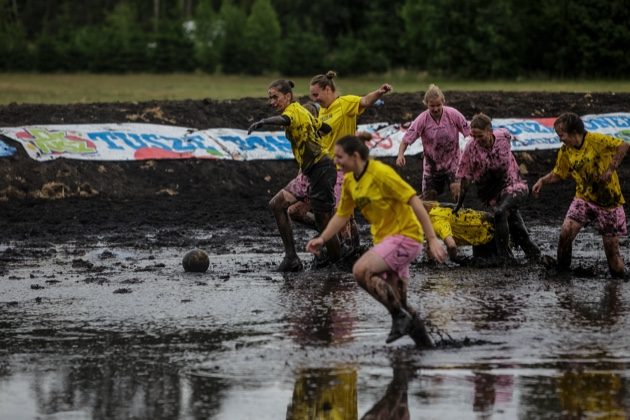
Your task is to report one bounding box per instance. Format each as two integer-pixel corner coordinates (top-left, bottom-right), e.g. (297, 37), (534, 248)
(1, 221), (629, 419)
(1, 92), (630, 418)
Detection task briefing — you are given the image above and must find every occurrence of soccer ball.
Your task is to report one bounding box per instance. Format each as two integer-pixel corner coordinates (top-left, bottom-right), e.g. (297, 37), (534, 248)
(182, 249), (210, 273)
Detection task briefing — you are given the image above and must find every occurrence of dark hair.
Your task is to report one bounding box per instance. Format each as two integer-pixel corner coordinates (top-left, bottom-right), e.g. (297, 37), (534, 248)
(268, 79), (295, 95)
(470, 113), (492, 131)
(554, 112), (585, 135)
(336, 135), (369, 160)
(310, 70), (337, 92)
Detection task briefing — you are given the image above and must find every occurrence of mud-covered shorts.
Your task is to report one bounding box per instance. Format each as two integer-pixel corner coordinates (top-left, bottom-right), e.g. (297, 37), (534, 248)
(303, 157), (337, 214)
(371, 234), (423, 279)
(566, 198), (627, 237)
(284, 172), (310, 202)
(422, 170), (456, 199)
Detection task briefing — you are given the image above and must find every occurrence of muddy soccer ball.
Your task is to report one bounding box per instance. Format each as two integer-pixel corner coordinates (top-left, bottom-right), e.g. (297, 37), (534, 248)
(182, 249), (210, 273)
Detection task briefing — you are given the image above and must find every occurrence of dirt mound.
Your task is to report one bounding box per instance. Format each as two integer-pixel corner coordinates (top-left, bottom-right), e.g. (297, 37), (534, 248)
(0, 91), (629, 242)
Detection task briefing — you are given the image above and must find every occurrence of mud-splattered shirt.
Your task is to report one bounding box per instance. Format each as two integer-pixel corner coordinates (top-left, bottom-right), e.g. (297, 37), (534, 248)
(337, 160), (423, 244)
(403, 106), (470, 177)
(429, 206), (494, 246)
(456, 128), (527, 205)
(282, 102), (327, 173)
(318, 95), (364, 157)
(553, 131), (625, 208)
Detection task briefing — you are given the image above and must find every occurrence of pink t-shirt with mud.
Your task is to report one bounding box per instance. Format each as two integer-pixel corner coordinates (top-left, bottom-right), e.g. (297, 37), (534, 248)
(403, 106), (470, 176)
(456, 128), (527, 204)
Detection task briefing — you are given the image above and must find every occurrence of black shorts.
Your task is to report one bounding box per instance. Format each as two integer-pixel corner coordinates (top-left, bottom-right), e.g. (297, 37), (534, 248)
(304, 157), (336, 213)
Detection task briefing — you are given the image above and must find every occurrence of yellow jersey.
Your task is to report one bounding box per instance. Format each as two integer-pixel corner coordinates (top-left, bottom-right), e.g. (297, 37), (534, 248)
(553, 131), (625, 208)
(337, 160), (423, 244)
(282, 102), (327, 172)
(318, 95), (363, 157)
(429, 206), (494, 246)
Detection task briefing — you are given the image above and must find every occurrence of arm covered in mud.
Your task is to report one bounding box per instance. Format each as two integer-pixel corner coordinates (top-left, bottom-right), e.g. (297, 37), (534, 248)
(247, 115), (291, 134)
(306, 214), (349, 255)
(532, 171), (563, 197)
(601, 141), (630, 182)
(409, 195), (447, 263)
(452, 179), (470, 214)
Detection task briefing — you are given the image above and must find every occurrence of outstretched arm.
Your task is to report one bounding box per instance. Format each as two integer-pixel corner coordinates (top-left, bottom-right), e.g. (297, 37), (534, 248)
(359, 83), (393, 111)
(532, 171), (563, 197)
(306, 214), (350, 255)
(396, 142), (409, 167)
(247, 115), (290, 134)
(409, 195), (447, 263)
(453, 179), (470, 214)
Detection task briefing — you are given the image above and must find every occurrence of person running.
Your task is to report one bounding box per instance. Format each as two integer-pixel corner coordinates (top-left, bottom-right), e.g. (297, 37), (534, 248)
(454, 113), (540, 263)
(396, 84), (470, 201)
(248, 79), (340, 272)
(306, 135), (447, 346)
(309, 71), (393, 260)
(532, 112), (629, 278)
(424, 201), (496, 263)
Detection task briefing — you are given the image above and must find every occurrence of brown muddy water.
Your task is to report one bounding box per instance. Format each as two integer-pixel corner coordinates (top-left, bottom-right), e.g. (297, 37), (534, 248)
(1, 223), (629, 419)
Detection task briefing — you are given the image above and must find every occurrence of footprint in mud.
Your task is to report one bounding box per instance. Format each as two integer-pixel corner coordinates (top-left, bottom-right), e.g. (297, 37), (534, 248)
(113, 288), (132, 294)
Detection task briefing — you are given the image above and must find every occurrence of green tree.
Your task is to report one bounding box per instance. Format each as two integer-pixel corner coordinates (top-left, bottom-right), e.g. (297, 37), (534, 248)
(242, 0), (281, 75)
(193, 0), (219, 73)
(217, 1), (248, 74)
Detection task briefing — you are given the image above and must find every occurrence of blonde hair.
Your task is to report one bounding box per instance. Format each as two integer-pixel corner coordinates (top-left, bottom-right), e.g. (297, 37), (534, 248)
(423, 84), (445, 105)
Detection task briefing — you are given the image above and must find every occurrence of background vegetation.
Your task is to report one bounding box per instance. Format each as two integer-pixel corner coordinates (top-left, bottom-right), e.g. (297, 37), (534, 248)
(1, 0), (629, 78)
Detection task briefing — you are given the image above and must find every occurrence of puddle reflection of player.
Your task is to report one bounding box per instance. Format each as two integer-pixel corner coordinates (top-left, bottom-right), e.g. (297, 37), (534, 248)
(361, 360), (415, 420)
(455, 113), (541, 264)
(286, 366), (359, 420)
(307, 135), (447, 346)
(248, 79), (341, 272)
(556, 279), (622, 325)
(532, 112), (630, 279)
(556, 367), (626, 417)
(469, 371), (514, 416)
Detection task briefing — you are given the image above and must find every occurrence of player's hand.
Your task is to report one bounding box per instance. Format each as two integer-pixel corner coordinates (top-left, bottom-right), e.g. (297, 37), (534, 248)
(396, 155), (406, 167)
(427, 237), (447, 263)
(378, 84), (393, 95)
(247, 120), (264, 135)
(450, 181), (461, 202)
(306, 237), (325, 256)
(532, 178), (544, 198)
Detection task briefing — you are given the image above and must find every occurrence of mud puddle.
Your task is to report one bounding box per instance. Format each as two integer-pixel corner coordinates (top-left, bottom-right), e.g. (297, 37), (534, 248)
(1, 225), (630, 419)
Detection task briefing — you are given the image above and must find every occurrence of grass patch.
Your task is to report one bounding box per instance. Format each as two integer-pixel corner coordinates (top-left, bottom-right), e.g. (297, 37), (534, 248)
(2, 72), (630, 105)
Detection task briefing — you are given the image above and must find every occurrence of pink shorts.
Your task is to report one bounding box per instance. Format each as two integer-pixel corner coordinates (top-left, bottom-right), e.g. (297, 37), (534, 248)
(566, 198), (627, 237)
(284, 172), (310, 202)
(333, 169), (345, 207)
(371, 234), (423, 279)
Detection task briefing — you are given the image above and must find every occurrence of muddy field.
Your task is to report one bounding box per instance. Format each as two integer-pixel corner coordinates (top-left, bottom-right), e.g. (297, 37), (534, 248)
(1, 91), (630, 419)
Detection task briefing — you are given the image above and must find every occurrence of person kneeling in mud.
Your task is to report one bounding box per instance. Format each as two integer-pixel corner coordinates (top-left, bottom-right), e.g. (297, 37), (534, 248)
(455, 113), (541, 264)
(424, 201), (497, 264)
(306, 135), (447, 346)
(532, 112), (629, 279)
(249, 80), (341, 272)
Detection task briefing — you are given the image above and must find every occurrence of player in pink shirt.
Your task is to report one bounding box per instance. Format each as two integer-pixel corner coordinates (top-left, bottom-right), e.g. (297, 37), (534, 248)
(396, 84), (470, 200)
(455, 113), (540, 263)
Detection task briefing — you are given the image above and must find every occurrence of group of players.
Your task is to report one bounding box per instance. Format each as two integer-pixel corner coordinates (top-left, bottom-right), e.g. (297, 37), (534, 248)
(248, 73), (629, 346)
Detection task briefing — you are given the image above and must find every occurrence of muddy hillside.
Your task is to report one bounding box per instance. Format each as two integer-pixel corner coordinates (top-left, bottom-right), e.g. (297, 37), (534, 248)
(0, 91), (629, 242)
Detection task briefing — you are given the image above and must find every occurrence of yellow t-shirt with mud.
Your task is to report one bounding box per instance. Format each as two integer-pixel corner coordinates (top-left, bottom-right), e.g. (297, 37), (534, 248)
(429, 206), (494, 246)
(318, 95), (363, 157)
(337, 159), (423, 244)
(552, 131), (625, 208)
(282, 102), (327, 173)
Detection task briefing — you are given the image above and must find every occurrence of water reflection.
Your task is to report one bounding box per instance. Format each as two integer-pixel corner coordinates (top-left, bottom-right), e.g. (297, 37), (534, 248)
(361, 360), (415, 420)
(556, 279), (622, 326)
(469, 370), (514, 418)
(556, 367), (627, 418)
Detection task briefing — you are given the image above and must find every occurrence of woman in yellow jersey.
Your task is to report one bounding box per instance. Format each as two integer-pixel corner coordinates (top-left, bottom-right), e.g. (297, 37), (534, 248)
(309, 70), (393, 259)
(533, 112), (630, 278)
(423, 201), (496, 263)
(306, 135), (447, 346)
(248, 79), (341, 272)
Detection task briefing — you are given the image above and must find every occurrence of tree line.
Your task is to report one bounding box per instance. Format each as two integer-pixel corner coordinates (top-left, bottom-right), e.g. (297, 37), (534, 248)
(0, 0), (628, 77)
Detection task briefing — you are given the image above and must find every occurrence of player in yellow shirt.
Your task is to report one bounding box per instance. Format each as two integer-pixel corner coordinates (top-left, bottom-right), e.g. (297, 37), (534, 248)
(307, 135), (447, 346)
(424, 201), (496, 263)
(248, 79), (341, 272)
(533, 112), (630, 278)
(309, 70), (393, 261)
